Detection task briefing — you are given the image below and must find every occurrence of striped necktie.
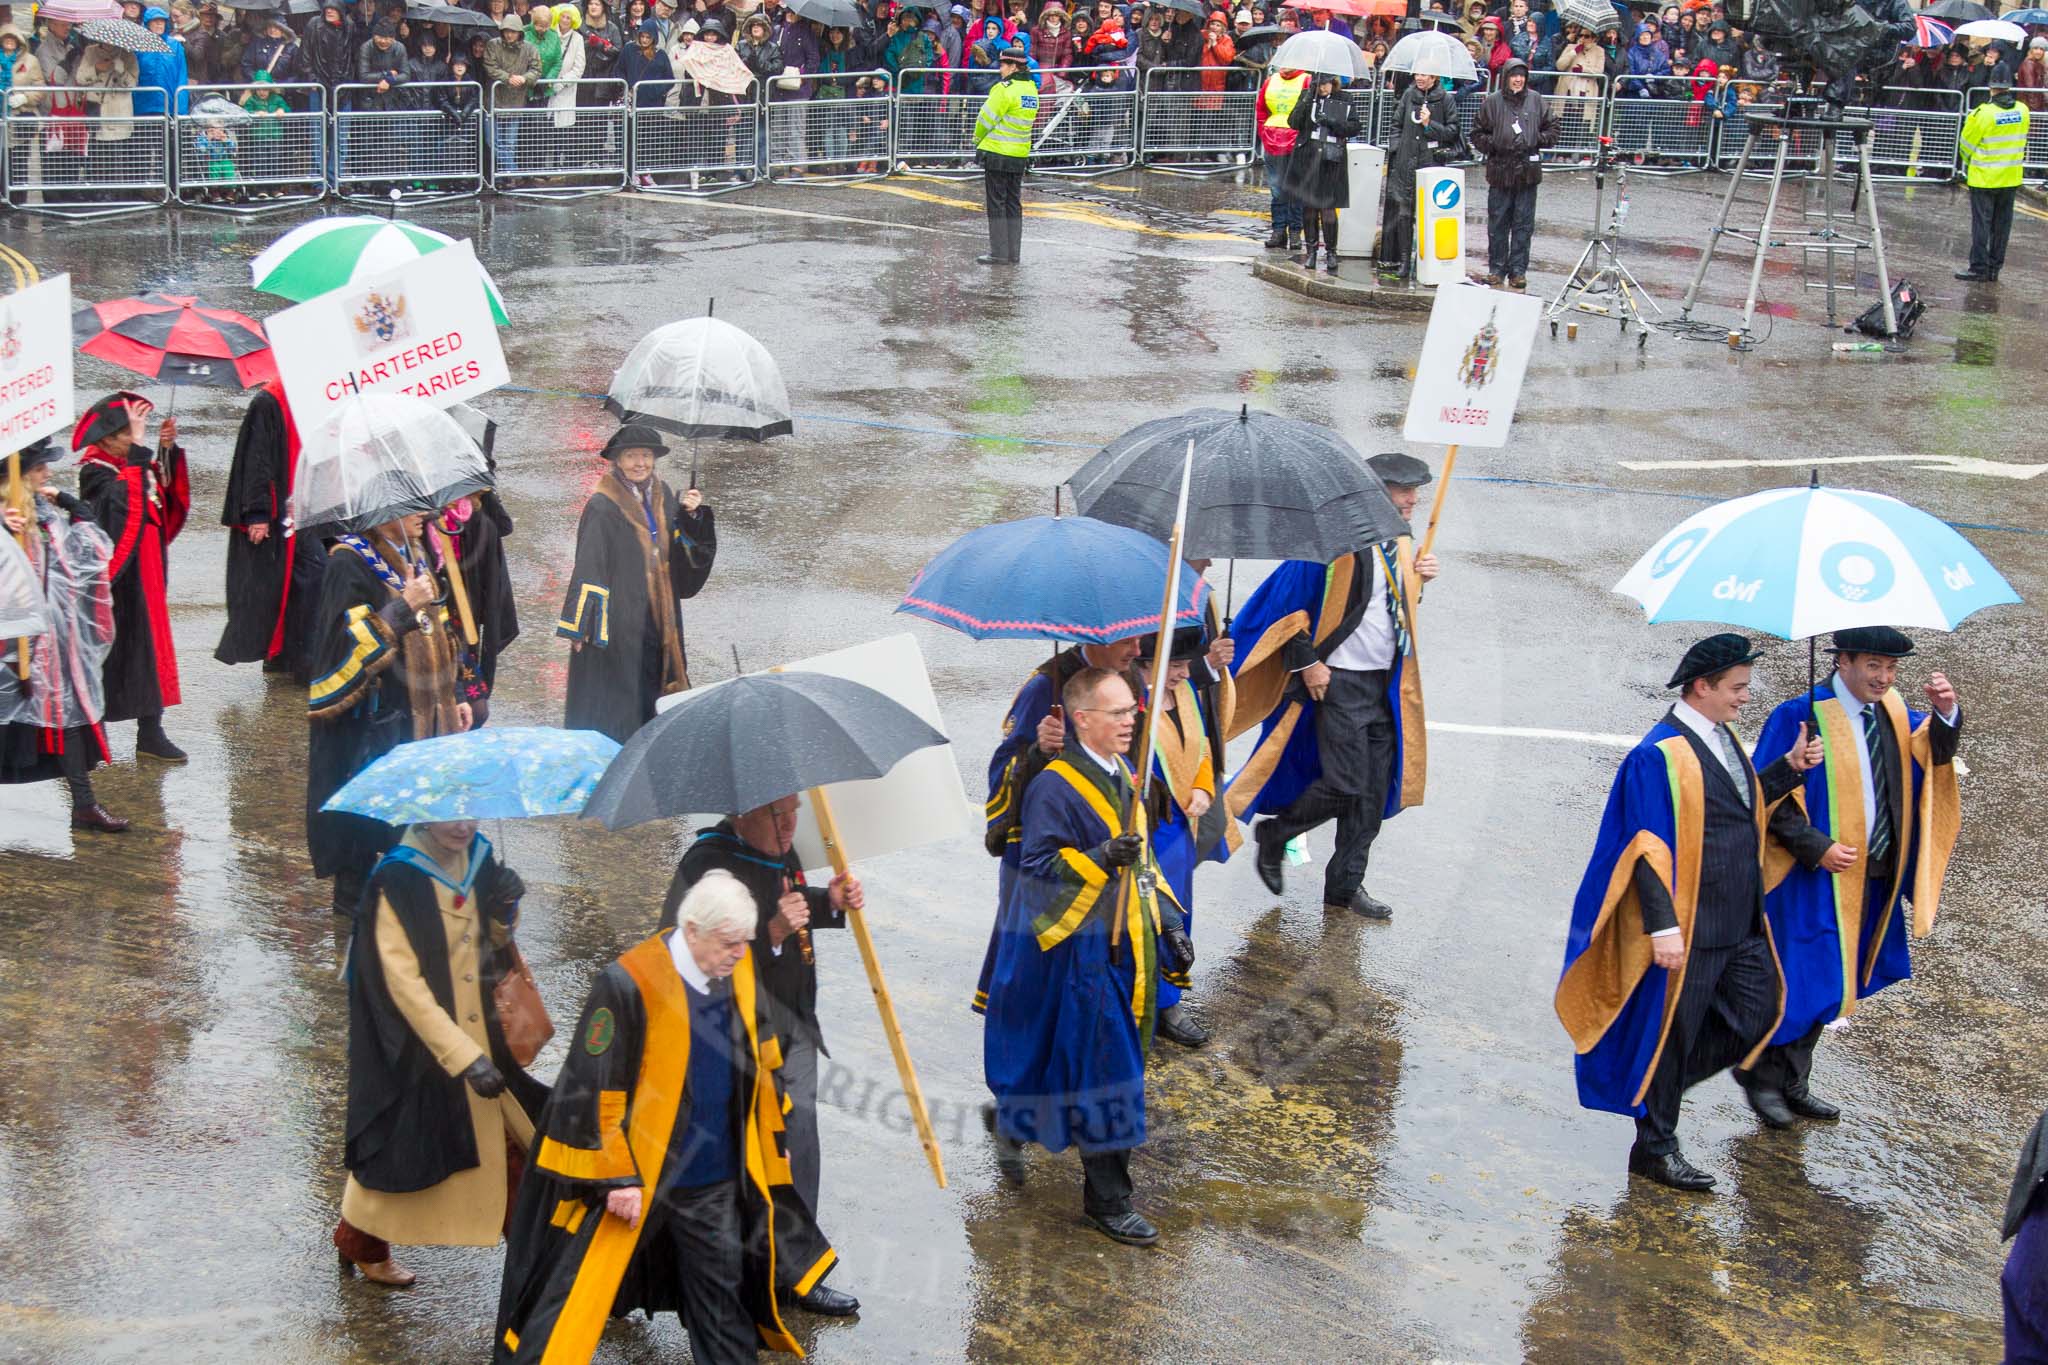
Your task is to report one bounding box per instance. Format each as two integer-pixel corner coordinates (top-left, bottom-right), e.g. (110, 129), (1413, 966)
(1714, 727), (1751, 809)
(1863, 704), (1893, 861)
(1377, 544), (1409, 657)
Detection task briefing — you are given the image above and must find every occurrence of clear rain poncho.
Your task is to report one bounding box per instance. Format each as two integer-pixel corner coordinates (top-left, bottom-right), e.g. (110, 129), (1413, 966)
(0, 501), (115, 732)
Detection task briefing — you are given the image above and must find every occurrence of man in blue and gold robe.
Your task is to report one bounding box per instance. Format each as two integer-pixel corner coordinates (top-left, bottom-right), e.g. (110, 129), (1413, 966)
(1225, 452), (1435, 921)
(1739, 626), (1962, 1126)
(981, 666), (1190, 1247)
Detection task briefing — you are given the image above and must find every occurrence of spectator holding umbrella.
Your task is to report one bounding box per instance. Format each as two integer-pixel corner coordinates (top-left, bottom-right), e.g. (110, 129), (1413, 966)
(1281, 68), (1358, 273)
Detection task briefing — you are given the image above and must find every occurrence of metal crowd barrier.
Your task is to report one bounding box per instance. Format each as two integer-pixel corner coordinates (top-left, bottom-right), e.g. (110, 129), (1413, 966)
(1844, 88), (1961, 183)
(1716, 98), (1824, 175)
(1537, 71), (1607, 165)
(2, 88), (171, 219)
(891, 67), (979, 174)
(894, 67), (1134, 178)
(335, 80), (485, 205)
(629, 81), (761, 197)
(1606, 76), (1716, 172)
(1139, 66), (1255, 174)
(1966, 86), (2046, 183)
(173, 81), (326, 213)
(765, 69), (893, 182)
(488, 77), (627, 199)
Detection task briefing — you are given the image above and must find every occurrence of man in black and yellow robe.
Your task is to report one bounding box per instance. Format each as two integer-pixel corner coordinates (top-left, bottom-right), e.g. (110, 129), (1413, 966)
(494, 894), (823, 1364)
(1226, 453), (1436, 921)
(558, 424), (716, 743)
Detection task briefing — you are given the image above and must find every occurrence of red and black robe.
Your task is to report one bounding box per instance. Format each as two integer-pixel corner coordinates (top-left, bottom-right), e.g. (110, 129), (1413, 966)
(78, 441), (189, 723)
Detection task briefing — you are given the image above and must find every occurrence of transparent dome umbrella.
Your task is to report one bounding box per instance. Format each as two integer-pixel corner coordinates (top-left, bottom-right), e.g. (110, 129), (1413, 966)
(290, 393), (492, 538)
(1383, 28), (1480, 82)
(1268, 29), (1371, 80)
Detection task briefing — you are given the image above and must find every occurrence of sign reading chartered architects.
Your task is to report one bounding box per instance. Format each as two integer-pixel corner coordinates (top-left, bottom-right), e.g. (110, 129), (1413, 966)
(0, 273), (74, 452)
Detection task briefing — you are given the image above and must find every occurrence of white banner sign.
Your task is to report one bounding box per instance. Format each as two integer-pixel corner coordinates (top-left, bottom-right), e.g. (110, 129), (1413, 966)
(0, 274), (75, 452)
(1402, 280), (1540, 449)
(268, 240), (507, 429)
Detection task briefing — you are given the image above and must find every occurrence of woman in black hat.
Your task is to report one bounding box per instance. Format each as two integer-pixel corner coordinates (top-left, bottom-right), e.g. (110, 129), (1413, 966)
(557, 424), (717, 742)
(2, 441), (127, 832)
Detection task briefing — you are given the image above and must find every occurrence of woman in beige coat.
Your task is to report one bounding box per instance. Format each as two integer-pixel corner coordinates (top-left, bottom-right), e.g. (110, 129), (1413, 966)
(1554, 24), (1606, 150)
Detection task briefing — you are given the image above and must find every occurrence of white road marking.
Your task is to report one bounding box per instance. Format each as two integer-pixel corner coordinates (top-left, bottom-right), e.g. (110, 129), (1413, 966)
(1619, 453), (2048, 480)
(1427, 721), (1640, 747)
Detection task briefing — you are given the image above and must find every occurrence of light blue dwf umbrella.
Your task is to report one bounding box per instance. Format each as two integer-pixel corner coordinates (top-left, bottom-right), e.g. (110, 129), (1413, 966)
(1613, 482), (2019, 637)
(323, 726), (622, 825)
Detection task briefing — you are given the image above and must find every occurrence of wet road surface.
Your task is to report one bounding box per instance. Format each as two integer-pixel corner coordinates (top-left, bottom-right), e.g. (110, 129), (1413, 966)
(1, 167), (2043, 1363)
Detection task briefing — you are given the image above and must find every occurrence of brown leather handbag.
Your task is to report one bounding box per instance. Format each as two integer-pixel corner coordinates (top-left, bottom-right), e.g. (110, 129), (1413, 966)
(492, 943), (554, 1067)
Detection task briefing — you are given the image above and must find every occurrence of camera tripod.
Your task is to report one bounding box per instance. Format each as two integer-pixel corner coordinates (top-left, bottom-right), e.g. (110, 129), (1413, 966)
(1544, 134), (1660, 346)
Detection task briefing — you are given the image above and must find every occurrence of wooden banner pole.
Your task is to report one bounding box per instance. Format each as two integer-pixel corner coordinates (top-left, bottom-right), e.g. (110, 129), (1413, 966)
(1417, 443), (1459, 560)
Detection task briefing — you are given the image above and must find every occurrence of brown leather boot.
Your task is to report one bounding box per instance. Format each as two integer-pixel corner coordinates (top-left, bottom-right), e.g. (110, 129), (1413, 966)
(71, 804), (131, 833)
(342, 1252), (418, 1288)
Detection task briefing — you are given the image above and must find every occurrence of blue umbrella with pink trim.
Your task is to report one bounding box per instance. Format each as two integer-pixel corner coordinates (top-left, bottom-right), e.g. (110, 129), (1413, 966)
(894, 514), (1209, 645)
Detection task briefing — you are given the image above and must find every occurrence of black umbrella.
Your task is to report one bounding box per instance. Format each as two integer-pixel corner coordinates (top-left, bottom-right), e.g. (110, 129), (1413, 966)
(582, 672), (950, 830)
(1921, 0), (1993, 20)
(1153, 0), (1208, 17)
(1067, 405), (1408, 564)
(1237, 23), (1283, 44)
(408, 2), (502, 28)
(77, 17), (172, 52)
(217, 0), (285, 10)
(787, 0), (863, 27)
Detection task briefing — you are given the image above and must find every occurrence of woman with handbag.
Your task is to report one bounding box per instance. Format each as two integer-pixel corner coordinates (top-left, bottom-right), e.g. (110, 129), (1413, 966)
(335, 817), (550, 1288)
(1282, 70), (1361, 273)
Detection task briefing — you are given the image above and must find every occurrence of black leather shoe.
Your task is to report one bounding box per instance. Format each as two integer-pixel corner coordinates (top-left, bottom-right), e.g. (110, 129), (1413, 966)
(1347, 890), (1393, 921)
(784, 1283), (860, 1316)
(135, 731), (188, 763)
(1988, 270), (2001, 283)
(1263, 230), (1288, 249)
(978, 253), (1008, 265)
(1085, 1210), (1159, 1246)
(981, 1102), (1026, 1187)
(1154, 1004), (1209, 1049)
(1785, 1089), (1841, 1121)
(1954, 268), (1989, 281)
(1740, 1081), (1796, 1130)
(71, 803), (131, 833)
(1628, 1145), (1716, 1192)
(1253, 823), (1285, 895)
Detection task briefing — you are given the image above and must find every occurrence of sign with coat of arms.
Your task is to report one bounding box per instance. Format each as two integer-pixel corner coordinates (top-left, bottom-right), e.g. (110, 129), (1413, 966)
(0, 273), (75, 452)
(1402, 281), (1540, 449)
(268, 240), (507, 430)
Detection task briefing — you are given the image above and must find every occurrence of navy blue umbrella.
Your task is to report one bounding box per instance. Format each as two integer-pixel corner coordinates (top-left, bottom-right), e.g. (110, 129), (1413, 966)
(895, 515), (1209, 645)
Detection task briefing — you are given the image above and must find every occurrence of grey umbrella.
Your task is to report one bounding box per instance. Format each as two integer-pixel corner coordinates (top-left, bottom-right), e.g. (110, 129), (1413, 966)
(1554, 0), (1622, 35)
(787, 0), (864, 28)
(1067, 405), (1409, 565)
(582, 671), (950, 830)
(77, 17), (172, 52)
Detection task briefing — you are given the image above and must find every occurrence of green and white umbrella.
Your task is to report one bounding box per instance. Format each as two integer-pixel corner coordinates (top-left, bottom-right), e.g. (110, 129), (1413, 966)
(249, 217), (509, 325)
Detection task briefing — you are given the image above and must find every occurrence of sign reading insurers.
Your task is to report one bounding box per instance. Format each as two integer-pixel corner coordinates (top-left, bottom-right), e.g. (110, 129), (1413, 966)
(1401, 280), (1540, 450)
(268, 239), (508, 429)
(0, 274), (75, 452)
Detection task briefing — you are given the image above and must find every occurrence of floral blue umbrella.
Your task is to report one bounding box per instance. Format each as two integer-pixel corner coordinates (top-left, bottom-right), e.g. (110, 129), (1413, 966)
(895, 514), (1209, 644)
(323, 726), (622, 824)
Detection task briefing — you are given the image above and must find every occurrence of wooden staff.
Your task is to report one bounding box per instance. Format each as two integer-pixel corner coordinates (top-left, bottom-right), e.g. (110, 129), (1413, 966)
(804, 782), (948, 1189)
(430, 521), (480, 647)
(1111, 439), (1195, 950)
(5, 451), (30, 679)
(1417, 444), (1459, 560)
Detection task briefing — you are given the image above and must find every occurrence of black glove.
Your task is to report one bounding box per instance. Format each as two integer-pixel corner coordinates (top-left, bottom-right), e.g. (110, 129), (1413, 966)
(1101, 834), (1144, 869)
(483, 866), (524, 921)
(1159, 919), (1195, 976)
(53, 491), (91, 522)
(462, 1055), (507, 1097)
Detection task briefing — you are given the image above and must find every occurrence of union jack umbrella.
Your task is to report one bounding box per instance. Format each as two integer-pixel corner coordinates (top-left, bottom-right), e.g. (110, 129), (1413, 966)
(71, 293), (279, 389)
(1912, 14), (1956, 46)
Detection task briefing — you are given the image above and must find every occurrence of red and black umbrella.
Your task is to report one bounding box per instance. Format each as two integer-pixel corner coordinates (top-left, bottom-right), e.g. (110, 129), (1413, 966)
(72, 293), (279, 390)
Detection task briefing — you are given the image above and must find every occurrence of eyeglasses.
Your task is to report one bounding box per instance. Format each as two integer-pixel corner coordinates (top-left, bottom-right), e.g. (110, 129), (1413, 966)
(1077, 704), (1141, 720)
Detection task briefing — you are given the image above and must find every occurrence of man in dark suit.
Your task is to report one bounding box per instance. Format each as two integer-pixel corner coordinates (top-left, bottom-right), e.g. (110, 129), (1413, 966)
(1739, 626), (1963, 1127)
(1555, 633), (1821, 1194)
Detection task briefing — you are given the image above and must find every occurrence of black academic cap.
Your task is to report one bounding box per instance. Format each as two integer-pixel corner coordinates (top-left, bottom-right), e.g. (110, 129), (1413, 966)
(14, 438), (62, 472)
(1137, 624), (1205, 663)
(1368, 452), (1433, 488)
(1831, 625), (1914, 658)
(70, 390), (147, 452)
(599, 423), (671, 460)
(1667, 632), (1765, 689)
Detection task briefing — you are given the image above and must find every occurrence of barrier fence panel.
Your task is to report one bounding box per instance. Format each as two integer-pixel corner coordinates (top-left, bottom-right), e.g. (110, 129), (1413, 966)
(1361, 74), (1487, 159)
(488, 78), (627, 198)
(765, 70), (893, 181)
(1027, 66), (1136, 176)
(335, 81), (485, 204)
(1607, 77), (1715, 171)
(3, 90), (171, 219)
(1534, 71), (1607, 165)
(892, 69), (980, 175)
(1716, 98), (1824, 175)
(629, 82), (762, 196)
(1359, 80), (1392, 148)
(1139, 66), (1255, 173)
(1847, 88), (1962, 182)
(174, 82), (326, 211)
(1965, 86), (2046, 182)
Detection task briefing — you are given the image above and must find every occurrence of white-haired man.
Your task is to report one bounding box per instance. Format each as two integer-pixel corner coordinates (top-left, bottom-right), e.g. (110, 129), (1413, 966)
(495, 870), (820, 1365)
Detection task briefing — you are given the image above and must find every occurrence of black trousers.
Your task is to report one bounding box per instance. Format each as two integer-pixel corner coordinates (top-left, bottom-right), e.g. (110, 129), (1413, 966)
(984, 168), (1024, 261)
(1303, 206), (1339, 251)
(1969, 185), (2017, 276)
(1634, 931), (1778, 1155)
(1740, 1017), (1826, 1099)
(657, 1182), (757, 1365)
(1486, 181), (1539, 278)
(1081, 1147), (1134, 1217)
(1263, 667), (1392, 905)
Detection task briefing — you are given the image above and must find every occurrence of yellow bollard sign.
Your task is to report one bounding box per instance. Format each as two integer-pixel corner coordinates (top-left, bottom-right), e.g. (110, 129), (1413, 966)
(1414, 167), (1467, 286)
